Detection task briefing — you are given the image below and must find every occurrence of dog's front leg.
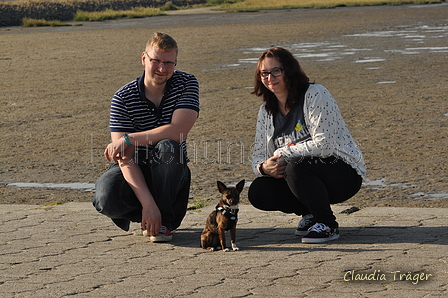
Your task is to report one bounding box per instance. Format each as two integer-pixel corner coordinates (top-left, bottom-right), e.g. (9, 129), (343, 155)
(218, 227), (229, 252)
(230, 225), (239, 251)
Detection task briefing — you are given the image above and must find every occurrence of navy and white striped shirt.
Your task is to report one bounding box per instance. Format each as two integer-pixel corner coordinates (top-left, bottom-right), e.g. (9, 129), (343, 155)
(110, 70), (200, 162)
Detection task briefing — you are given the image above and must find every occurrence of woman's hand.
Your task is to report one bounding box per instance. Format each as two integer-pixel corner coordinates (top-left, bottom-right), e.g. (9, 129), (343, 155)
(263, 154), (287, 178)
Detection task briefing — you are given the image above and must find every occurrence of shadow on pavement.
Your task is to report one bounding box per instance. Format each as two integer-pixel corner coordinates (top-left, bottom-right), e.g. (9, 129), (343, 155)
(171, 226), (447, 250)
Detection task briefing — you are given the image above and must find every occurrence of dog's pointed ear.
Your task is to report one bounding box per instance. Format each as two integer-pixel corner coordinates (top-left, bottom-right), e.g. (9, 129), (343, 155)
(235, 180), (245, 193)
(217, 181), (227, 193)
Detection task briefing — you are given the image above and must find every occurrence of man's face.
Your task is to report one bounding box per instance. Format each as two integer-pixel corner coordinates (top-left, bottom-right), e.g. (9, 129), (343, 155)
(142, 46), (177, 86)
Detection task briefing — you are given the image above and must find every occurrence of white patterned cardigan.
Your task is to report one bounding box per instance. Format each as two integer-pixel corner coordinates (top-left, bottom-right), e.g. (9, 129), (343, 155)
(251, 84), (366, 179)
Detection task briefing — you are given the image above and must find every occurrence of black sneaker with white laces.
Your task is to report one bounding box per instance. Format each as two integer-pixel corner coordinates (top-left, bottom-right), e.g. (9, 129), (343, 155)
(301, 223), (339, 244)
(295, 214), (315, 236)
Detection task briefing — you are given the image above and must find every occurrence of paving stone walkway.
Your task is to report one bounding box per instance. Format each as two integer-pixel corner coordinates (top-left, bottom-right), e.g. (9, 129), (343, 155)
(1, 203), (447, 297)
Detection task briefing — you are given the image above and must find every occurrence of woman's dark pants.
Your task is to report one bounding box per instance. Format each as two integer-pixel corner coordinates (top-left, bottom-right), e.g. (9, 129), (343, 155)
(248, 156), (362, 228)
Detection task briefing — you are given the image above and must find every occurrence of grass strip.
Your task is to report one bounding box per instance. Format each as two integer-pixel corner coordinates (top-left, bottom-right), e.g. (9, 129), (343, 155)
(74, 7), (165, 22)
(22, 17), (72, 27)
(216, 0), (442, 10)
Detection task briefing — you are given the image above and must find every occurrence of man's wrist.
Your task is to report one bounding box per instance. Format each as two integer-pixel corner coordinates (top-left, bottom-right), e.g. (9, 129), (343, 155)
(123, 133), (132, 146)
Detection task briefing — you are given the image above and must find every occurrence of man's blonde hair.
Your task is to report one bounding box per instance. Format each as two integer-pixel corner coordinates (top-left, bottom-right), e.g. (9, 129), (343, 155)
(146, 32), (178, 54)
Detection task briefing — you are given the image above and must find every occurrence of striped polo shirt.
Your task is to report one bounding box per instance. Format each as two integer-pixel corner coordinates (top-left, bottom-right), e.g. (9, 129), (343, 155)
(109, 70), (200, 162)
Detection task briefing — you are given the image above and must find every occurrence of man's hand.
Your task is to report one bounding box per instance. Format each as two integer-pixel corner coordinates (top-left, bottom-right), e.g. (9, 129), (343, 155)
(104, 137), (128, 163)
(141, 203), (162, 236)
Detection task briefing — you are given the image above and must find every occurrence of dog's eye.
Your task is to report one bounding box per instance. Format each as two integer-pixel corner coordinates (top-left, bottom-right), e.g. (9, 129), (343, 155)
(226, 195), (232, 199)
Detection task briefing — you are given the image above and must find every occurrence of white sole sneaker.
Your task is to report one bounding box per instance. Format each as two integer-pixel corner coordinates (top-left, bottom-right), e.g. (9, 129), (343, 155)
(143, 226), (173, 242)
(302, 233), (339, 244)
(301, 223), (340, 244)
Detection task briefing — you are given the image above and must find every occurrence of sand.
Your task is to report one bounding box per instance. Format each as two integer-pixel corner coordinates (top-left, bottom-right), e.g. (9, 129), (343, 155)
(0, 4), (447, 208)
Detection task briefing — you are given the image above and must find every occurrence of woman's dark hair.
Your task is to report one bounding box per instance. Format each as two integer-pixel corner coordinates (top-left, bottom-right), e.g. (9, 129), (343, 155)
(252, 47), (310, 115)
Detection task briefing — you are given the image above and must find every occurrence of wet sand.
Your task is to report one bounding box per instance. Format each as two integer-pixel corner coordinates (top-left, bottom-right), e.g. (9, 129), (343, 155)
(0, 4), (447, 208)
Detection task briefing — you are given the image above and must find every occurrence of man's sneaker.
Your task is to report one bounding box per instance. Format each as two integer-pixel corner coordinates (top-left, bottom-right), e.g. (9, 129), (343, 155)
(143, 226), (173, 242)
(295, 214), (315, 236)
(301, 223), (339, 244)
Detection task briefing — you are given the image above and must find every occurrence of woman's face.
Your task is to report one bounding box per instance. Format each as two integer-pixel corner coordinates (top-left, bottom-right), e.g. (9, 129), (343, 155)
(259, 57), (287, 98)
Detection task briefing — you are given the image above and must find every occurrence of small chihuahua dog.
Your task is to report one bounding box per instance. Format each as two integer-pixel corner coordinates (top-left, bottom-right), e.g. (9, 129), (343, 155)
(200, 180), (245, 252)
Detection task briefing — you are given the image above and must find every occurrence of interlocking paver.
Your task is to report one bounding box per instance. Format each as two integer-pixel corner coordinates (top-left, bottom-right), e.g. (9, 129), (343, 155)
(1, 203), (447, 297)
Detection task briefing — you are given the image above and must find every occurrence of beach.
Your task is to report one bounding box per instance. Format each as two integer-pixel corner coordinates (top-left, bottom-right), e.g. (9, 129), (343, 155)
(0, 3), (447, 208)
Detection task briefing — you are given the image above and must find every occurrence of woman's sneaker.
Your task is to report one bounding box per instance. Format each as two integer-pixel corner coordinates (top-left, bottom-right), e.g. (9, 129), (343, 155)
(301, 223), (339, 244)
(143, 226), (173, 242)
(295, 214), (315, 236)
